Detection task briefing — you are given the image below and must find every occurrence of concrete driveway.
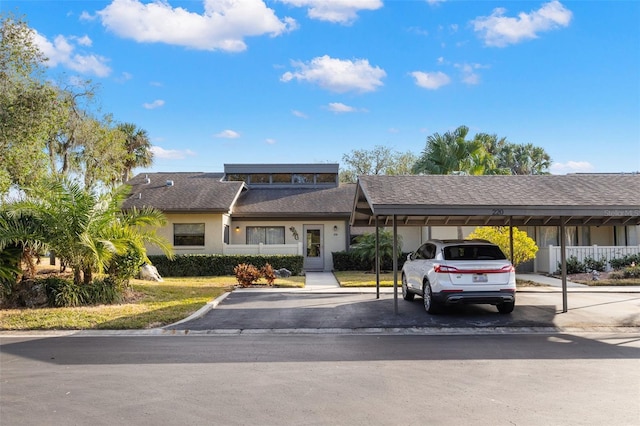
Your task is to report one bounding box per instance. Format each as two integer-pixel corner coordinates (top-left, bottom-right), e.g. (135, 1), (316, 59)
(167, 274), (640, 332)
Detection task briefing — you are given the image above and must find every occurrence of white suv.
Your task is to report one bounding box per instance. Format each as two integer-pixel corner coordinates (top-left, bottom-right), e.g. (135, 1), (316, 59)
(401, 239), (516, 314)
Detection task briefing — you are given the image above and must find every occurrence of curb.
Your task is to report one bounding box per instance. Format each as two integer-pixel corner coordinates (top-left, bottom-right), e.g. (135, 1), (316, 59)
(2, 326), (639, 338)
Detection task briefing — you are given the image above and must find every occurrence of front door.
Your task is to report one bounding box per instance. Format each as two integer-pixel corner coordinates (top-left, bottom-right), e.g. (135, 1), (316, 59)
(303, 225), (324, 271)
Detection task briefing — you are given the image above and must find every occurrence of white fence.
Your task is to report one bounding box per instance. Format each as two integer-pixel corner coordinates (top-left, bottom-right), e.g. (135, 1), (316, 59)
(536, 245), (640, 273)
(222, 242), (304, 256)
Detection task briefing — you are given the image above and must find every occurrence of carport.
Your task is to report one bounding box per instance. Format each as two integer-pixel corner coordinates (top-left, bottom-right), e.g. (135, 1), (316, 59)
(350, 174), (640, 313)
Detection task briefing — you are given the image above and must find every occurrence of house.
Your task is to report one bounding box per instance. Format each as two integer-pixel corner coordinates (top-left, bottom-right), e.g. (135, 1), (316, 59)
(123, 164), (355, 271)
(124, 165), (640, 274)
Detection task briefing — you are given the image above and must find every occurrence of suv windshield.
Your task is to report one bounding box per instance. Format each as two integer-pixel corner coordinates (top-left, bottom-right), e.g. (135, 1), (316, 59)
(443, 245), (507, 261)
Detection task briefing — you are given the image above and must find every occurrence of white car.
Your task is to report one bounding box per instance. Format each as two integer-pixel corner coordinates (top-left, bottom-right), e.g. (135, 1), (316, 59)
(401, 239), (516, 314)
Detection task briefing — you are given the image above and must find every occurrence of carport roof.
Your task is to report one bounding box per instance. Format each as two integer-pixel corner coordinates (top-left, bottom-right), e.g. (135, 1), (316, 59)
(351, 174), (640, 227)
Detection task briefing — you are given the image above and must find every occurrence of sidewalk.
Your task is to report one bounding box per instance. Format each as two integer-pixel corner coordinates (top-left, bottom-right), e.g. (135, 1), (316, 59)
(298, 272), (640, 293)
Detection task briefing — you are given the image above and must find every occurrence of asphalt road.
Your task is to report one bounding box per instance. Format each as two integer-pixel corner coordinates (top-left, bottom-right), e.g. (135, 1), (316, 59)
(2, 333), (639, 425)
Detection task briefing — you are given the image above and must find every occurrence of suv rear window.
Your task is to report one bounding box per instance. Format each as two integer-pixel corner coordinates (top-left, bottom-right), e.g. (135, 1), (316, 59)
(443, 245), (507, 261)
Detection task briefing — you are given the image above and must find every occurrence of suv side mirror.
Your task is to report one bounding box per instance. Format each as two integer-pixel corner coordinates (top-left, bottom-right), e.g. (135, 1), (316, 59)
(407, 252), (414, 261)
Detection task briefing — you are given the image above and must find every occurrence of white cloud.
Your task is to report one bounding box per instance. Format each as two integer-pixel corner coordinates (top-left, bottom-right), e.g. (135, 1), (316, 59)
(215, 129), (241, 139)
(79, 11), (96, 21)
(74, 35), (93, 46)
(472, 1), (572, 47)
(143, 99), (165, 109)
(150, 146), (196, 160)
(455, 63), (487, 85)
(97, 0), (296, 52)
(281, 55), (385, 93)
(426, 0), (446, 5)
(265, 138), (276, 144)
(292, 110), (308, 118)
(278, 0), (382, 24)
(327, 102), (360, 113)
(410, 71), (451, 90)
(550, 161), (595, 175)
(32, 32), (111, 77)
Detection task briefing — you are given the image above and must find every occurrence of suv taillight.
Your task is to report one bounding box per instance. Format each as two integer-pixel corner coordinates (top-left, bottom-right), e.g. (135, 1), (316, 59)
(434, 264), (459, 273)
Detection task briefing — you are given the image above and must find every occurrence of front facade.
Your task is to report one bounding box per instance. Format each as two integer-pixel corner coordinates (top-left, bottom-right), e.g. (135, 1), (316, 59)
(124, 164), (355, 271)
(124, 166), (640, 273)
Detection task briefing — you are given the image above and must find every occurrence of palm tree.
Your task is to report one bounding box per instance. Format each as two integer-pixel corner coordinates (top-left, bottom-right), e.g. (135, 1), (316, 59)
(413, 125), (488, 175)
(119, 123), (153, 183)
(1, 179), (172, 285)
(352, 229), (402, 272)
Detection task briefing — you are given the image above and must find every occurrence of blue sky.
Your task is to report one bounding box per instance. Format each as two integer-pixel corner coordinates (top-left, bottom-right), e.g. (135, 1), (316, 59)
(5, 0), (640, 175)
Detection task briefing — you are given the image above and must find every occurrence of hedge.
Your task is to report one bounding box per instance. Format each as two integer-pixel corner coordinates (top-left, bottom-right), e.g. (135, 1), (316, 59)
(332, 251), (409, 271)
(148, 254), (304, 277)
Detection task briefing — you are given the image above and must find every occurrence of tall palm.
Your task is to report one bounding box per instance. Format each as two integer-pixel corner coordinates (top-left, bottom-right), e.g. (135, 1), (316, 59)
(413, 125), (487, 175)
(119, 123), (153, 183)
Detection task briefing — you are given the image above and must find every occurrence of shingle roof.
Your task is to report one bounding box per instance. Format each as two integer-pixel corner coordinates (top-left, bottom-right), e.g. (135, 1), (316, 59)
(232, 184), (356, 218)
(122, 172), (244, 212)
(352, 174), (640, 227)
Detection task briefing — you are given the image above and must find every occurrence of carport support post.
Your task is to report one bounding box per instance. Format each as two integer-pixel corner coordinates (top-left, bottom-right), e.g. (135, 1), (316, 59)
(509, 218), (514, 266)
(560, 218), (568, 313)
(393, 214), (398, 315)
(375, 216), (380, 299)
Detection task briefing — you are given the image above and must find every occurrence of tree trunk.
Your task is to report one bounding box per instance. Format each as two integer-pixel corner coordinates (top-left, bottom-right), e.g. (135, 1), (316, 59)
(83, 268), (92, 285)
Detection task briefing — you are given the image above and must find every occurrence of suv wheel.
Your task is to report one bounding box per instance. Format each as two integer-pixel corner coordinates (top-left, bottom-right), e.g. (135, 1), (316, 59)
(402, 275), (415, 301)
(497, 301), (515, 314)
(423, 283), (438, 314)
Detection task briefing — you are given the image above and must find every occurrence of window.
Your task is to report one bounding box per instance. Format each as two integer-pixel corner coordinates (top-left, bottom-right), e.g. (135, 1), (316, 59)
(226, 174), (247, 182)
(272, 173), (292, 184)
(315, 173), (336, 183)
(174, 223), (205, 246)
(250, 174), (270, 184)
(444, 245), (506, 261)
(417, 243), (436, 259)
(246, 226), (285, 244)
(223, 225), (230, 244)
(292, 173), (314, 184)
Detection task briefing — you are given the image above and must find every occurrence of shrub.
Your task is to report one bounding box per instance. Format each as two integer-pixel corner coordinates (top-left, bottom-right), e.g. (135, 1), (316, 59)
(615, 265), (640, 279)
(467, 226), (538, 267)
(85, 278), (121, 305)
(610, 253), (640, 270)
(583, 256), (607, 272)
(148, 254), (303, 277)
(234, 263), (262, 287)
(107, 246), (146, 287)
(44, 277), (87, 307)
(332, 250), (408, 272)
(561, 256), (586, 274)
(261, 263), (276, 286)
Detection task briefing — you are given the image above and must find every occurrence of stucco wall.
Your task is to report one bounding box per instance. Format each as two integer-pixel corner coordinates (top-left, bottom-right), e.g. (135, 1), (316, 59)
(147, 212), (225, 256)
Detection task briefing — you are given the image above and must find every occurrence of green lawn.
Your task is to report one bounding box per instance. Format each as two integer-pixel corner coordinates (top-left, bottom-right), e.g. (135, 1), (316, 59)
(335, 271), (548, 288)
(0, 275), (304, 330)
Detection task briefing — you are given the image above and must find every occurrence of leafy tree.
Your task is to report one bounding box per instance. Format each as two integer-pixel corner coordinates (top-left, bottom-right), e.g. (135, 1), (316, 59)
(1, 14), (152, 194)
(0, 14), (53, 192)
(340, 145), (417, 183)
(351, 229), (402, 271)
(467, 226), (538, 267)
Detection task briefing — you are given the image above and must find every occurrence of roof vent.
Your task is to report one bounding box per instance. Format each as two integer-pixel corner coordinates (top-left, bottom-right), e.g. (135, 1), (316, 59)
(166, 180), (174, 187)
(144, 174), (151, 184)
(138, 193), (142, 199)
